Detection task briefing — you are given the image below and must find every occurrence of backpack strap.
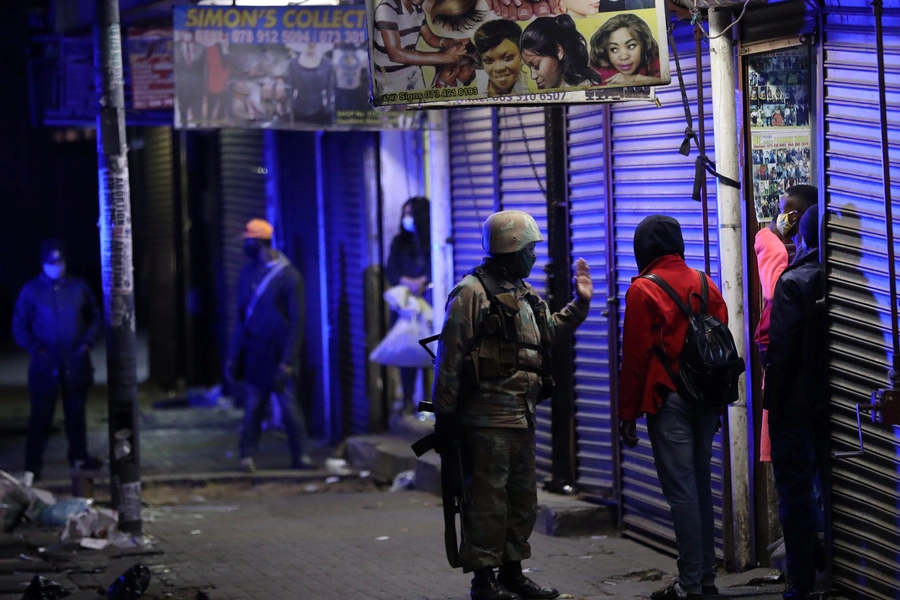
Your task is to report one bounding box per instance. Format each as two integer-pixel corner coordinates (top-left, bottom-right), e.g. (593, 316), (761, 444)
(696, 269), (710, 316)
(640, 273), (693, 318)
(469, 266), (505, 301)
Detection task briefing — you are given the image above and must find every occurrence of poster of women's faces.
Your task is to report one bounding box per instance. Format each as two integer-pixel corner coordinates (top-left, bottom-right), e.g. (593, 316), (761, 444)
(365, 0), (671, 106)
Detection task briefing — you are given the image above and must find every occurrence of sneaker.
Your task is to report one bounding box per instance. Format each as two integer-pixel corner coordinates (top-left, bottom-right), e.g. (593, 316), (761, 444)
(240, 457), (257, 473)
(651, 583), (702, 600)
(702, 584), (719, 596)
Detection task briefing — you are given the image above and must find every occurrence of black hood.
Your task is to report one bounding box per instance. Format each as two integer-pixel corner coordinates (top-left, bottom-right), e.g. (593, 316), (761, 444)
(633, 215), (685, 273)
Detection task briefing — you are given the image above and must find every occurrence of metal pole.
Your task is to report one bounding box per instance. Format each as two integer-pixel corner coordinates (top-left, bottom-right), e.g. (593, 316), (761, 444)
(426, 110), (453, 336)
(874, 0), (900, 384)
(94, 0), (141, 533)
(544, 106), (577, 489)
(695, 26), (712, 276)
(708, 7), (751, 569)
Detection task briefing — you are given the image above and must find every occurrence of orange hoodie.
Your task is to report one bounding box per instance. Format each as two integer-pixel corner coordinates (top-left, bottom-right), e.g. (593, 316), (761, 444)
(754, 228), (788, 462)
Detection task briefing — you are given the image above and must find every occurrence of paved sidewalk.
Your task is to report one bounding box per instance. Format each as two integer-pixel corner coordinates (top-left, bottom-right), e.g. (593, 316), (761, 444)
(0, 384), (328, 484)
(1, 489), (788, 600)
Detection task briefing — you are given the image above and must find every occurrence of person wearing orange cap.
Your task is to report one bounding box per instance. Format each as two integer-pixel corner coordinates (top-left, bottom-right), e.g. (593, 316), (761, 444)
(226, 219), (312, 472)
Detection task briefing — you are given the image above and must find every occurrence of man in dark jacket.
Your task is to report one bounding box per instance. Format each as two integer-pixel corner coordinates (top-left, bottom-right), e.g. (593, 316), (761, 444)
(618, 216), (729, 600)
(765, 205), (827, 600)
(225, 219), (311, 473)
(13, 240), (102, 482)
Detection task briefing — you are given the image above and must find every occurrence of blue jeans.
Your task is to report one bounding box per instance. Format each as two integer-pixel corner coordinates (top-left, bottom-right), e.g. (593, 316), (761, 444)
(769, 415), (826, 592)
(240, 382), (308, 463)
(647, 392), (719, 594)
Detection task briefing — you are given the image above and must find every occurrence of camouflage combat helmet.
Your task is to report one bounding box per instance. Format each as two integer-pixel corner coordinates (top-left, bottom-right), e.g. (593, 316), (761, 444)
(482, 210), (544, 254)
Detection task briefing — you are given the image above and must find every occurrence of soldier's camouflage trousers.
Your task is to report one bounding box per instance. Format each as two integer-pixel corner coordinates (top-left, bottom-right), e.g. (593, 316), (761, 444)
(460, 425), (538, 572)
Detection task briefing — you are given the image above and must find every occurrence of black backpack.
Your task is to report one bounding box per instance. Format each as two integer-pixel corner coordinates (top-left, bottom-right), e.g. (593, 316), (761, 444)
(641, 270), (745, 407)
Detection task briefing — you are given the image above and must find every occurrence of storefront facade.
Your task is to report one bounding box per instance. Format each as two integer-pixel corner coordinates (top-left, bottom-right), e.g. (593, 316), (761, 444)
(437, 0), (899, 593)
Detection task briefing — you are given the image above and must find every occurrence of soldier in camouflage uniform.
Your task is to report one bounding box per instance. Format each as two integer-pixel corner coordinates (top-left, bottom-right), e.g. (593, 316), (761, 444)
(432, 210), (593, 600)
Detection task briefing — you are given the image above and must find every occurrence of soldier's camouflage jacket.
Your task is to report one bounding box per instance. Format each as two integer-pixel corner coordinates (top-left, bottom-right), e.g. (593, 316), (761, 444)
(432, 271), (589, 428)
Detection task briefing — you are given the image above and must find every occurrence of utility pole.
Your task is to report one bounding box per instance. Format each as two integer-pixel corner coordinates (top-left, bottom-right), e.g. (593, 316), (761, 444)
(708, 8), (751, 569)
(94, 0), (142, 534)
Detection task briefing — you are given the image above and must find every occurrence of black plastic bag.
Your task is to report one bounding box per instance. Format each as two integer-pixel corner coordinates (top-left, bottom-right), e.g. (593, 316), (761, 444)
(21, 575), (71, 600)
(107, 564), (151, 600)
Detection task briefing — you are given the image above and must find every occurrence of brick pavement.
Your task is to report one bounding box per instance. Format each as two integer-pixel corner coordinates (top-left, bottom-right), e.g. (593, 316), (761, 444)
(4, 489), (788, 600)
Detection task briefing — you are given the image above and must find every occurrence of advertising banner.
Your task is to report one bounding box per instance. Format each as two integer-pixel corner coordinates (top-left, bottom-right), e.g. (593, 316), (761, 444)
(746, 47), (812, 222)
(366, 0), (670, 106)
(410, 84), (656, 108)
(173, 5), (420, 130)
(127, 28), (175, 110)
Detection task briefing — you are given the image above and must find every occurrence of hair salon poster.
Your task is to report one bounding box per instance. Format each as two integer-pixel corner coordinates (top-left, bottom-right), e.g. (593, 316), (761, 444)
(746, 47), (812, 222)
(172, 5), (420, 130)
(366, 0), (670, 106)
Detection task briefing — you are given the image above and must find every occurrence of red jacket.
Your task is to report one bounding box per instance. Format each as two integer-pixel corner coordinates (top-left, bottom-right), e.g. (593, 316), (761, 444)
(618, 254), (729, 420)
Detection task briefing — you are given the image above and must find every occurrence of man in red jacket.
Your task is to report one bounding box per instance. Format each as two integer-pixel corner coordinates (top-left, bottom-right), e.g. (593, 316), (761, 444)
(618, 216), (729, 600)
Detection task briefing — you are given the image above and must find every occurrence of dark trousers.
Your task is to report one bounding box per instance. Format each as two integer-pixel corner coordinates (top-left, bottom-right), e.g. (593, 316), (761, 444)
(460, 426), (537, 572)
(646, 392), (719, 594)
(26, 380), (89, 476)
(769, 415), (826, 592)
(239, 382), (308, 463)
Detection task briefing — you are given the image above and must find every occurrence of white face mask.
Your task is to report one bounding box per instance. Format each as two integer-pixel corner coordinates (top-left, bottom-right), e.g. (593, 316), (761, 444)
(43, 263), (66, 280)
(402, 216), (415, 233)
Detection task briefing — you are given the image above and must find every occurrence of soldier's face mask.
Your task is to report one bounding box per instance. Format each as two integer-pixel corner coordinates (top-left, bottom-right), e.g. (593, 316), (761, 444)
(513, 245), (537, 279)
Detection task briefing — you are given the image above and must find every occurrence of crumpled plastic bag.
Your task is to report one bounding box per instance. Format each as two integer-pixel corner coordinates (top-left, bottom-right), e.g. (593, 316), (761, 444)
(41, 498), (92, 528)
(60, 507), (117, 542)
(0, 470), (30, 532)
(24, 488), (55, 524)
(21, 575), (71, 600)
(390, 470), (416, 492)
(383, 285), (431, 318)
(107, 564), (151, 600)
(369, 293), (433, 369)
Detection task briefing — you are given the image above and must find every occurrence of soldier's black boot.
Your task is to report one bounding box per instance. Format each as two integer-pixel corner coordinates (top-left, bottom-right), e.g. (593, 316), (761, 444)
(498, 562), (560, 600)
(471, 568), (521, 600)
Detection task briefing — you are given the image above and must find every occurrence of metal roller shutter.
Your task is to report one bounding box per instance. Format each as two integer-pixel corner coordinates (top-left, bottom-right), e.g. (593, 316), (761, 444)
(822, 4), (900, 599)
(219, 130), (269, 372)
(612, 25), (726, 558)
(142, 127), (179, 386)
(497, 106), (553, 484)
(322, 132), (376, 439)
(566, 105), (616, 501)
(449, 108), (497, 282)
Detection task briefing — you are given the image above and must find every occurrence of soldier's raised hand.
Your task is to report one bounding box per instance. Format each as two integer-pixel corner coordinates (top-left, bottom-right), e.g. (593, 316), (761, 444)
(574, 258), (593, 302)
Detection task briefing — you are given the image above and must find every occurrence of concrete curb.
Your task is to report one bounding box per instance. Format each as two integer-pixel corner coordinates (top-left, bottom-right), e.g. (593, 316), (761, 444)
(38, 469), (344, 495)
(347, 433), (617, 537)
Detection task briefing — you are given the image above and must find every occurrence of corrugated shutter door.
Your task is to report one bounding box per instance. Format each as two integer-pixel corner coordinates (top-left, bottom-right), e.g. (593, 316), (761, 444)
(219, 130), (268, 363)
(449, 108), (497, 282)
(497, 107), (553, 483)
(322, 132), (375, 439)
(566, 106), (615, 500)
(142, 127), (179, 386)
(612, 28), (726, 558)
(822, 6), (900, 599)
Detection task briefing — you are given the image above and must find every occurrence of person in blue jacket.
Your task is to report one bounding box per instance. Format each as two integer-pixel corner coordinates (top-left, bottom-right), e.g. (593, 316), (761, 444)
(225, 219), (312, 473)
(13, 240), (102, 482)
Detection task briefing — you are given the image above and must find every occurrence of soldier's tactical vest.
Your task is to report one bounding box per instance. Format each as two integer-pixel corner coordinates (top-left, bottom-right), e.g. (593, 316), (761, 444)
(466, 266), (556, 401)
